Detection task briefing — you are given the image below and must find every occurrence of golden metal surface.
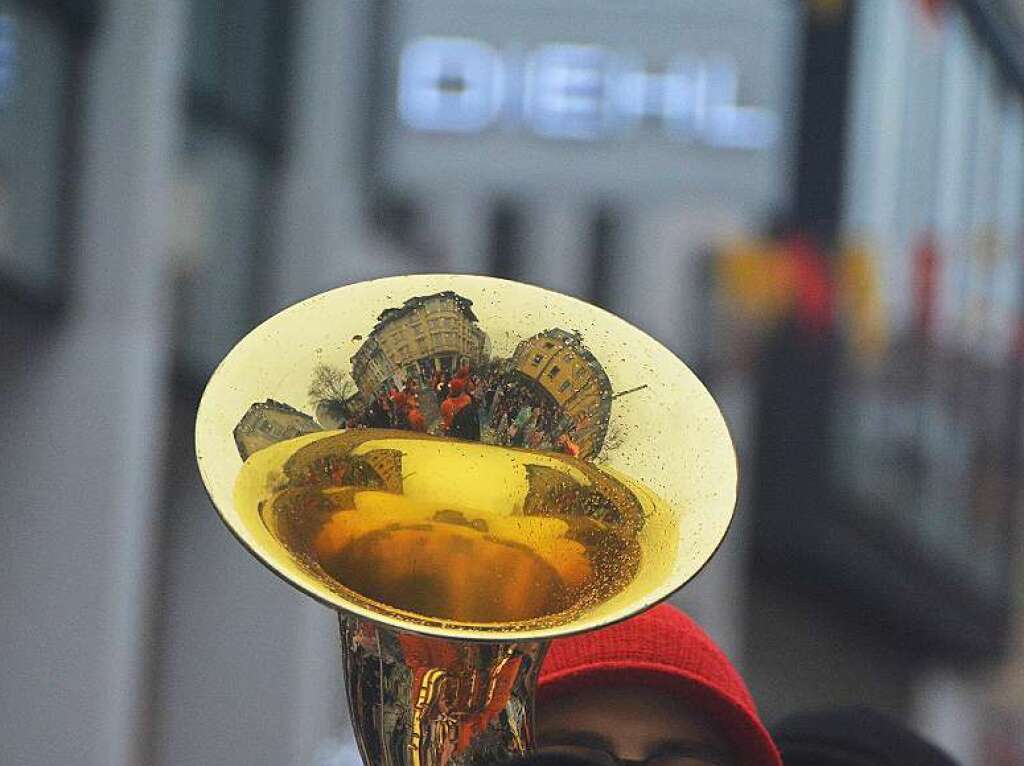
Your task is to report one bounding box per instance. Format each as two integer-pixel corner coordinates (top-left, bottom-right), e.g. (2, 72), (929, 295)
(195, 275), (738, 765)
(342, 615), (546, 766)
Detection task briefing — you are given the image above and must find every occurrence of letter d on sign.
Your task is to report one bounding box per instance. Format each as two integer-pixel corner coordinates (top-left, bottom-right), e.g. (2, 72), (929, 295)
(398, 37), (502, 133)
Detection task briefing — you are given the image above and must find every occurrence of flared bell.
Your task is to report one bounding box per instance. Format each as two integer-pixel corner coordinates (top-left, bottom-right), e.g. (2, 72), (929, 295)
(195, 275), (737, 765)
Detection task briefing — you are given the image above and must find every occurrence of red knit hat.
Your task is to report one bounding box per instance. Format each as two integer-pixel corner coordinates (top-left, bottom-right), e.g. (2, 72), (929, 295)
(538, 604), (781, 766)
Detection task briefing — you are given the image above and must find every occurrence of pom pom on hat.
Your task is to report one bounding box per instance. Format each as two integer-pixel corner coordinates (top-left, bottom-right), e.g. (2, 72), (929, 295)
(538, 603), (781, 766)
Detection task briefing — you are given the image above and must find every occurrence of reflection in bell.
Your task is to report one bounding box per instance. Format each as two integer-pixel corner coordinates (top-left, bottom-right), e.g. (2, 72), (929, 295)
(198, 274), (739, 766)
(241, 429), (647, 628)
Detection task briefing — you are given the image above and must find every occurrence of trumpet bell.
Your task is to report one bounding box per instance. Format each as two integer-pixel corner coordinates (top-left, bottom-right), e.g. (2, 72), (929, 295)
(196, 275), (737, 642)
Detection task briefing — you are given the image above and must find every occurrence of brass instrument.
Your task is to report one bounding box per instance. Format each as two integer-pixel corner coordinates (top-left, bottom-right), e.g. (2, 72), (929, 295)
(195, 275), (737, 766)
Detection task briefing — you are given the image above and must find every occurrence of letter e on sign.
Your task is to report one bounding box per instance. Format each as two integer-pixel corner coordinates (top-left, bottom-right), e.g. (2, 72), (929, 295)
(525, 45), (618, 139)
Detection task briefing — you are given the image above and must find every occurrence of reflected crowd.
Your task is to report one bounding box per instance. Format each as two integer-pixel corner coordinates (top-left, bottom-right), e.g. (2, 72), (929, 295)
(344, 364), (583, 458)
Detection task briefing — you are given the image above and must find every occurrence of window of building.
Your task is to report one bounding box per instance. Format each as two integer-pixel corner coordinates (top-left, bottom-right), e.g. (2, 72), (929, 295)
(548, 366), (561, 378)
(488, 198), (525, 278)
(544, 341), (554, 349)
(588, 204), (620, 309)
(559, 380), (572, 393)
(174, 0), (293, 380)
(185, 0), (291, 143)
(531, 353), (543, 365)
(0, 3), (92, 312)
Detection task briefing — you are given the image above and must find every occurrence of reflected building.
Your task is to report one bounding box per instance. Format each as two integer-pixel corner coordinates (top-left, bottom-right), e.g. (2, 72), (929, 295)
(278, 430), (407, 495)
(521, 464), (579, 516)
(522, 462), (643, 530)
(233, 399), (322, 460)
(351, 291), (490, 397)
(511, 329), (612, 459)
(360, 448), (405, 494)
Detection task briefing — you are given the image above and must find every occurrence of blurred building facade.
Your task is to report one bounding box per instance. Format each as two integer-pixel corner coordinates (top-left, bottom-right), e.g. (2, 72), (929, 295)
(728, 2), (1024, 765)
(0, 1), (1021, 766)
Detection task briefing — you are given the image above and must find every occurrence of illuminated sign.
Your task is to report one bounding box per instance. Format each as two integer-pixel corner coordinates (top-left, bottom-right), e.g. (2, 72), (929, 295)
(398, 36), (779, 149)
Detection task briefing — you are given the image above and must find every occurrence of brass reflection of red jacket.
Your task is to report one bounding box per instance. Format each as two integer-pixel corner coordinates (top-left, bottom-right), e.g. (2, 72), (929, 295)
(398, 634), (522, 757)
(454, 654), (522, 754)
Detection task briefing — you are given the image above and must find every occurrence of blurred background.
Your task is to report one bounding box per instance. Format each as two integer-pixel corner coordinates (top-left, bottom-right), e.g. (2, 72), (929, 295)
(1, 0), (1023, 764)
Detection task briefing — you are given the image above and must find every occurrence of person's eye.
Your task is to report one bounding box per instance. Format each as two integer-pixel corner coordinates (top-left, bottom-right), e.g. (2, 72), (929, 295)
(531, 746), (618, 766)
(647, 754), (732, 766)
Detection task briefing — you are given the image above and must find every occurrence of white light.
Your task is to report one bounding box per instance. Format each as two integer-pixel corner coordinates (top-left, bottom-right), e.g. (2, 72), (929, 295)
(398, 37), (502, 133)
(703, 106), (780, 150)
(396, 36), (780, 150)
(613, 55), (703, 138)
(697, 58), (780, 150)
(524, 44), (618, 139)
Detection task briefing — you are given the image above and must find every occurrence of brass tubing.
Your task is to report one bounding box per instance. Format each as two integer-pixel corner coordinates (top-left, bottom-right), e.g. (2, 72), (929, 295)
(341, 615), (548, 766)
